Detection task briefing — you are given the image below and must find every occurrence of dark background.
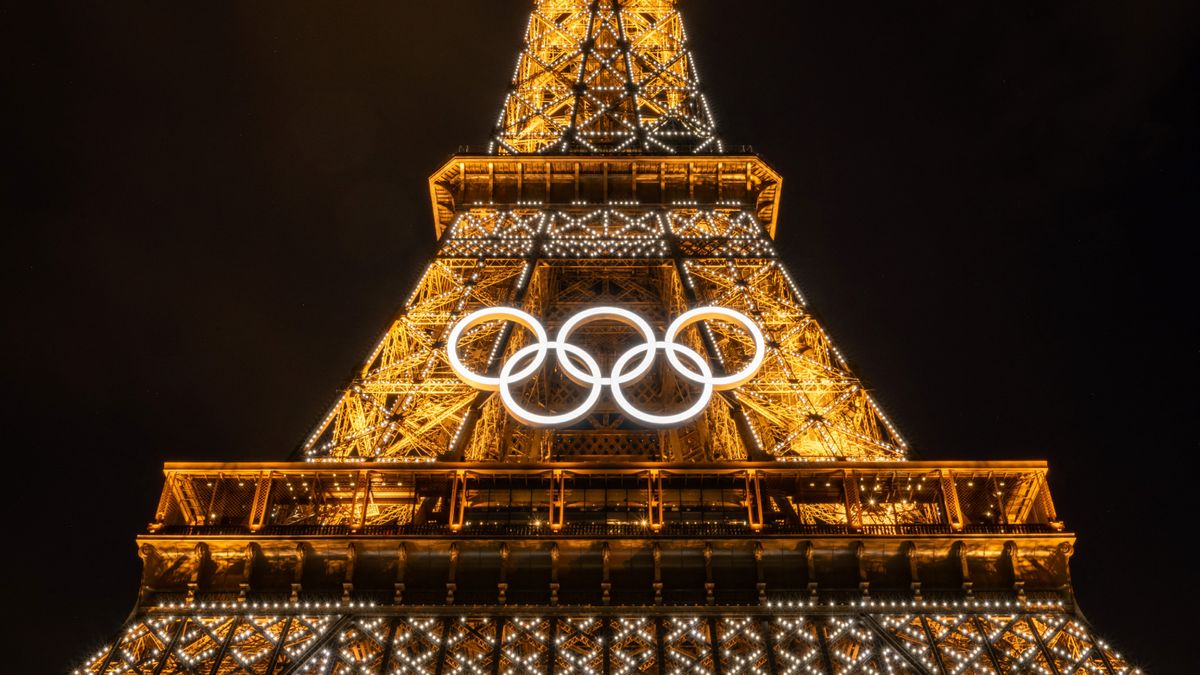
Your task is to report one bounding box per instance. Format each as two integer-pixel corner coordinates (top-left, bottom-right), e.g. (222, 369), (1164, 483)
(5, 1), (1197, 671)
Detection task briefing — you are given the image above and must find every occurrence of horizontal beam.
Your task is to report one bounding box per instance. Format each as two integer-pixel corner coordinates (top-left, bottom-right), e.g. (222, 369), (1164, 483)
(162, 459), (1050, 472)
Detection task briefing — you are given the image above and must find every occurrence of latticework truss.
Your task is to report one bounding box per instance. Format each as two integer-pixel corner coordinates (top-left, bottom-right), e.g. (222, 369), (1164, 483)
(76, 608), (1138, 675)
(73, 2), (1140, 673)
(302, 204), (906, 463)
(492, 0), (721, 154)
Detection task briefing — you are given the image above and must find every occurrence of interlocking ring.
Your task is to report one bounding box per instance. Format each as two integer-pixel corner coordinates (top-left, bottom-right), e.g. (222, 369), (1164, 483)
(446, 305), (766, 427)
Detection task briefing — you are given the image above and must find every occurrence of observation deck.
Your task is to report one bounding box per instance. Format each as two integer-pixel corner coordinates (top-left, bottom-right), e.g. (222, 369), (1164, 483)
(139, 460), (1071, 609)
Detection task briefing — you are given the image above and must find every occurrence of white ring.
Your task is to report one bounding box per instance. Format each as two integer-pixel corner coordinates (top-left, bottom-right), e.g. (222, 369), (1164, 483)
(445, 305), (766, 427)
(498, 340), (604, 427)
(446, 306), (547, 391)
(665, 306), (766, 390)
(554, 306), (657, 386)
(609, 341), (714, 426)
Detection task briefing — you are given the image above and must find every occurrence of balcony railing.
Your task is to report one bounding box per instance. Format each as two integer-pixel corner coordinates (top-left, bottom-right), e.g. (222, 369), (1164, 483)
(146, 460), (1062, 539)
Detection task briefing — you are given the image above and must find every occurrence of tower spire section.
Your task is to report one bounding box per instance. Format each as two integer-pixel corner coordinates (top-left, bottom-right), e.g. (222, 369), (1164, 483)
(491, 0), (721, 155)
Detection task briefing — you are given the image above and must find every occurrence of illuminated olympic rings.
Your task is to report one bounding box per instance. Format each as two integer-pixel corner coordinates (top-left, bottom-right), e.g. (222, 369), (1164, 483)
(446, 306), (766, 427)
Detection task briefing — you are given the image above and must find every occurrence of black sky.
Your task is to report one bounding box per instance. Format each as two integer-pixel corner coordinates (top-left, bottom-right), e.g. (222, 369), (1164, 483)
(5, 1), (1198, 671)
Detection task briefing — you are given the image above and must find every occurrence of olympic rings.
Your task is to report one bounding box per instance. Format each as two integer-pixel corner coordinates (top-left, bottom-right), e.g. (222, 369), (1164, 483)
(445, 305), (766, 428)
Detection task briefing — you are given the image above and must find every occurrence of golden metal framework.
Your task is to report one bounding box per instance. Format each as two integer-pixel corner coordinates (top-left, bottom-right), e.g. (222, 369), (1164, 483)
(78, 609), (1134, 675)
(303, 156), (906, 464)
(491, 0), (719, 154)
(75, 1), (1140, 673)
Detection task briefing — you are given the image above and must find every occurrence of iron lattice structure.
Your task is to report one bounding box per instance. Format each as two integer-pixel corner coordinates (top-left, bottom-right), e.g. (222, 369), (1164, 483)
(77, 1), (1139, 673)
(491, 0), (720, 154)
(299, 169), (907, 464)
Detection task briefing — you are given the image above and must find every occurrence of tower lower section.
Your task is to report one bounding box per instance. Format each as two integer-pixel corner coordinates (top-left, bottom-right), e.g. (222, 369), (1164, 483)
(78, 605), (1132, 673)
(75, 460), (1138, 673)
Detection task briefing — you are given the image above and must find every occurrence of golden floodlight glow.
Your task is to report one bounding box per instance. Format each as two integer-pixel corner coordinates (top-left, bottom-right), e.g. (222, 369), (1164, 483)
(446, 305), (766, 427)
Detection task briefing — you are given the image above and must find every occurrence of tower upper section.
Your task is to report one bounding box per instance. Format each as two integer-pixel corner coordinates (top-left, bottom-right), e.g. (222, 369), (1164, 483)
(297, 1), (909, 465)
(490, 0), (721, 155)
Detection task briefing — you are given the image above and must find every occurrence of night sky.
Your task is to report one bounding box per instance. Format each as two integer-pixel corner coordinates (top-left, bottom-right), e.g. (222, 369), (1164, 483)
(7, 1), (1198, 671)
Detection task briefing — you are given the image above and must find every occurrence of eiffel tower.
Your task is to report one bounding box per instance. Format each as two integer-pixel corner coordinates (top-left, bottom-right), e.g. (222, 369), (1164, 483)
(76, 2), (1138, 673)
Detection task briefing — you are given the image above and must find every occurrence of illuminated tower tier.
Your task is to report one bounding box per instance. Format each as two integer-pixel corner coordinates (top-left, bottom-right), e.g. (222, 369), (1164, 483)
(77, 2), (1138, 673)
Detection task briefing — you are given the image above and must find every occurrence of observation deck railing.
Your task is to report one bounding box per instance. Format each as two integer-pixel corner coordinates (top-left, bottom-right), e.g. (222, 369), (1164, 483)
(147, 460), (1063, 538)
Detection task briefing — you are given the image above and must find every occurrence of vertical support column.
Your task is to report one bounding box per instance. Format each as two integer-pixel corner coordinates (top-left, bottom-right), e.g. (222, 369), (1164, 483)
(1005, 540), (1026, 601)
(704, 543), (715, 605)
(550, 543), (560, 606)
(956, 541), (974, 598)
(517, 162), (524, 200)
(449, 470), (468, 531)
(549, 470), (566, 532)
(745, 470), (765, 531)
(804, 541), (818, 600)
(754, 542), (767, 605)
(137, 544), (161, 604)
(239, 543), (256, 601)
(941, 470), (964, 532)
(153, 472), (175, 527)
(343, 542), (356, 604)
(394, 542), (407, 605)
(248, 472), (272, 533)
(854, 541), (870, 598)
(1037, 471), (1059, 523)
(186, 542), (208, 604)
(446, 542), (459, 604)
(545, 619), (559, 675)
(601, 617), (613, 675)
(708, 616), (725, 675)
(646, 470), (663, 531)
(654, 617), (667, 673)
(652, 543), (663, 605)
(487, 161), (495, 202)
(498, 543), (509, 604)
(760, 614), (780, 675)
(843, 471), (863, 532)
(491, 618), (505, 675)
(350, 470), (370, 533)
(905, 541), (922, 601)
(432, 617), (451, 675)
(601, 542), (611, 605)
(291, 543), (305, 602)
